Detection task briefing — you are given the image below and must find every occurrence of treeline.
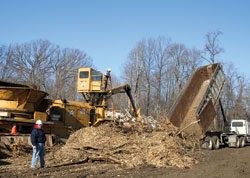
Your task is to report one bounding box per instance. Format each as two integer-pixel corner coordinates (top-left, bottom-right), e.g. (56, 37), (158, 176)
(0, 40), (93, 100)
(121, 32), (250, 129)
(1, 32), (250, 128)
(122, 36), (201, 118)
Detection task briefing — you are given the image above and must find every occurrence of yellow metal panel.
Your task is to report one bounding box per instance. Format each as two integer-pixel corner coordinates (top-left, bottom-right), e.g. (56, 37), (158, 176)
(77, 68), (103, 92)
(51, 99), (91, 108)
(96, 108), (105, 118)
(0, 84), (48, 112)
(91, 81), (101, 91)
(77, 108), (90, 127)
(50, 99), (92, 131)
(77, 68), (91, 92)
(34, 112), (47, 122)
(64, 106), (80, 128)
(13, 117), (32, 122)
(0, 87), (48, 105)
(0, 100), (34, 112)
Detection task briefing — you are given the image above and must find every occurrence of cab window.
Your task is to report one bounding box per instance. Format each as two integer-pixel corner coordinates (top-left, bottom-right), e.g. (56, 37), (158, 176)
(232, 122), (243, 127)
(79, 71), (89, 78)
(91, 71), (101, 81)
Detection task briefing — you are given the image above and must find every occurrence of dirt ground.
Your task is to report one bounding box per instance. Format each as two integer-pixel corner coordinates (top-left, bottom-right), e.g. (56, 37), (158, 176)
(1, 144), (250, 178)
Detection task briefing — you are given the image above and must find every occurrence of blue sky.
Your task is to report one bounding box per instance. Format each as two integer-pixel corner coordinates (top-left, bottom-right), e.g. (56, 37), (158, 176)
(0, 0), (250, 78)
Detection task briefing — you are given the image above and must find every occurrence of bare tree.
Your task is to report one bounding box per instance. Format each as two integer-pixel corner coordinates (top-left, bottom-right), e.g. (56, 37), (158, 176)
(0, 45), (15, 80)
(47, 47), (92, 100)
(168, 43), (189, 102)
(123, 37), (202, 117)
(126, 47), (144, 110)
(220, 63), (250, 123)
(163, 46), (201, 112)
(201, 30), (224, 63)
(122, 40), (147, 115)
(11, 40), (56, 89)
(1, 40), (93, 102)
(183, 48), (202, 80)
(142, 39), (155, 116)
(152, 37), (170, 117)
(244, 83), (250, 120)
(233, 76), (247, 119)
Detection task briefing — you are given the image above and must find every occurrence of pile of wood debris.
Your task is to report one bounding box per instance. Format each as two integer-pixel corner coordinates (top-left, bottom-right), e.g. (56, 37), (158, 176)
(10, 143), (31, 156)
(53, 119), (199, 168)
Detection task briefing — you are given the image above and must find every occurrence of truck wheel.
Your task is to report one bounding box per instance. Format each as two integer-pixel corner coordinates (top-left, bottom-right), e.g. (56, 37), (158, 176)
(239, 137), (246, 147)
(205, 136), (213, 150)
(200, 139), (208, 149)
(212, 136), (220, 149)
(236, 137), (240, 148)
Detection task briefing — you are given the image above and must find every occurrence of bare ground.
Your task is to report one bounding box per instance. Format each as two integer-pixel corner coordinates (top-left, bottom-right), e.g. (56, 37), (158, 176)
(1, 144), (250, 178)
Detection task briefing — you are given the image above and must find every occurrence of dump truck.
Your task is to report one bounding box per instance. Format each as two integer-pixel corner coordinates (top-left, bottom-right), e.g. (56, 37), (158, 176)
(167, 63), (249, 149)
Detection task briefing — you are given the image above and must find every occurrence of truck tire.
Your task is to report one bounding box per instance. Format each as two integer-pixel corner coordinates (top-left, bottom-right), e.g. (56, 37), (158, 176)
(212, 136), (220, 149)
(239, 137), (246, 147)
(200, 139), (208, 149)
(205, 136), (213, 150)
(236, 137), (240, 148)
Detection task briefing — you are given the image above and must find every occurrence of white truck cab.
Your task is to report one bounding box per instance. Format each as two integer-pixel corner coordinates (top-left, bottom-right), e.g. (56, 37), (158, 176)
(230, 120), (250, 135)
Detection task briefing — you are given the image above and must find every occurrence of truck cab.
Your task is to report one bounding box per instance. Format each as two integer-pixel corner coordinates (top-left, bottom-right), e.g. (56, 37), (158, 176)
(230, 120), (250, 135)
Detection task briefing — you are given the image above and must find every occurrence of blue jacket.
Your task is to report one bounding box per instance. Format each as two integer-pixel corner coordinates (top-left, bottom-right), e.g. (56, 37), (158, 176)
(31, 126), (46, 146)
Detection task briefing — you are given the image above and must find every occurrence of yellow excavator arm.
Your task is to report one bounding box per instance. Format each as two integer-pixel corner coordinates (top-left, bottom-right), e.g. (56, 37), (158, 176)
(107, 84), (139, 118)
(77, 68), (141, 121)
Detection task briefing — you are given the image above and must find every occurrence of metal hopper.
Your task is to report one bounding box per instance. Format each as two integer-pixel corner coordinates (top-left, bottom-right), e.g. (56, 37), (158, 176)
(0, 80), (48, 113)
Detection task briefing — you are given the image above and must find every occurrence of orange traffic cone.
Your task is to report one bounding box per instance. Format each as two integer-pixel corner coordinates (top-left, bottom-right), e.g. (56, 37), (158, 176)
(10, 124), (17, 135)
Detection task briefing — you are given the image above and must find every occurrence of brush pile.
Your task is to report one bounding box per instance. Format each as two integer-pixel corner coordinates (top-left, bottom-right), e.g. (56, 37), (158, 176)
(54, 119), (198, 168)
(9, 143), (31, 156)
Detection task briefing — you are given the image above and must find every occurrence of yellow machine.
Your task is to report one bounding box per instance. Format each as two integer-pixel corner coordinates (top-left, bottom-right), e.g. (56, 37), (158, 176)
(0, 80), (50, 133)
(0, 68), (140, 147)
(48, 99), (92, 136)
(43, 67), (140, 137)
(0, 79), (92, 139)
(77, 68), (141, 125)
(0, 80), (55, 146)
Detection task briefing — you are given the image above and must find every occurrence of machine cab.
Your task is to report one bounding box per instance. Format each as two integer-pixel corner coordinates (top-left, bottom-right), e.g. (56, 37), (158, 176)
(77, 68), (103, 92)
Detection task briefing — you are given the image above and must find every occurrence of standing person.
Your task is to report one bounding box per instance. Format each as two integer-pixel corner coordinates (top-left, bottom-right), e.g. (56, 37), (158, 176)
(31, 120), (46, 168)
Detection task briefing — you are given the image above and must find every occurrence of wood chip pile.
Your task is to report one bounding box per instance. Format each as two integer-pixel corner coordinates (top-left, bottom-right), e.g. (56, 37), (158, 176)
(54, 120), (198, 168)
